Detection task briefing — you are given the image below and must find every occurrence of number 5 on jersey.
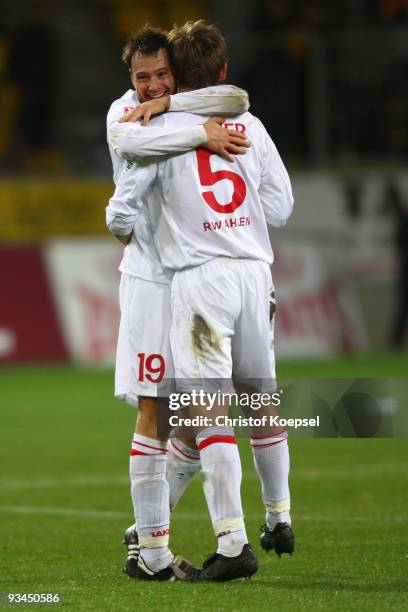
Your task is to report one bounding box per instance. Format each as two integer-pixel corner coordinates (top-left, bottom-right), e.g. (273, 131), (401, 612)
(138, 353), (165, 383)
(196, 148), (246, 214)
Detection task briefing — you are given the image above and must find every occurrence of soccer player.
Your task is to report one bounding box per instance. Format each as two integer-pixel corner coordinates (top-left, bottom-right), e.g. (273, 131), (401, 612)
(107, 21), (294, 581)
(106, 26), (251, 581)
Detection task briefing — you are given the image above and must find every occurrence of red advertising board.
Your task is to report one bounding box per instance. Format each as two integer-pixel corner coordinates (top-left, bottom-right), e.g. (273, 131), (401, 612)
(0, 245), (68, 364)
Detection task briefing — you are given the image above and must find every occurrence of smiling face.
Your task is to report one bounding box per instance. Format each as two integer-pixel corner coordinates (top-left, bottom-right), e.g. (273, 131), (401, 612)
(130, 48), (176, 102)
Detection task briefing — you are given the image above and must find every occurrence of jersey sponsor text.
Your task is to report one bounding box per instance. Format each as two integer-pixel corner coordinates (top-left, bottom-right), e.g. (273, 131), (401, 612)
(203, 216), (251, 232)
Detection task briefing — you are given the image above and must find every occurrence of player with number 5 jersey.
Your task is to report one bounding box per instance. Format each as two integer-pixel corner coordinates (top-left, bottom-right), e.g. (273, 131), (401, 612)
(108, 111), (292, 271)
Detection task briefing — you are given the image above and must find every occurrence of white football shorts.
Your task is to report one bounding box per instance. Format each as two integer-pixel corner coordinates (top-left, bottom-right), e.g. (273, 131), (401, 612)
(115, 273), (175, 407)
(170, 257), (276, 393)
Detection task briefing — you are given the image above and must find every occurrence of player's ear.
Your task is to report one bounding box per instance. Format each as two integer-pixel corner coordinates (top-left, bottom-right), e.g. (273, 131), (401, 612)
(218, 62), (228, 82)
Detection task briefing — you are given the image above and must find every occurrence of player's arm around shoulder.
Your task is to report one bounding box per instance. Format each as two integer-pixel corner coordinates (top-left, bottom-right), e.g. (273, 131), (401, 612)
(122, 85), (250, 125)
(109, 86), (250, 162)
(253, 116), (294, 227)
(108, 112), (207, 161)
(168, 84), (250, 116)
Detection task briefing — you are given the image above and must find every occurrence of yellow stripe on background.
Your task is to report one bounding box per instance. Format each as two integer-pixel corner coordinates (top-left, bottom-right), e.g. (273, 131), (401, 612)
(0, 180), (113, 241)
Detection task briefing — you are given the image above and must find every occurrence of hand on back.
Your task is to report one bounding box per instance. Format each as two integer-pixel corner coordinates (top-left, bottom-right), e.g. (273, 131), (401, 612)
(203, 117), (250, 162)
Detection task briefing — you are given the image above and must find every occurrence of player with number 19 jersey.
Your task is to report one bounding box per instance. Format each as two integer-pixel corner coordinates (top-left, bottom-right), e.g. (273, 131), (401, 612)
(107, 87), (250, 404)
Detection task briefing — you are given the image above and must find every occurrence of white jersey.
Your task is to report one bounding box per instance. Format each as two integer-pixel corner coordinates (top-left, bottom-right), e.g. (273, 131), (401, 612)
(106, 86), (250, 282)
(107, 111), (293, 271)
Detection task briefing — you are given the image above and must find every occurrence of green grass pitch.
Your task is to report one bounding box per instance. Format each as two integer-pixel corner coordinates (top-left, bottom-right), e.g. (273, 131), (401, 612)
(1, 353), (407, 611)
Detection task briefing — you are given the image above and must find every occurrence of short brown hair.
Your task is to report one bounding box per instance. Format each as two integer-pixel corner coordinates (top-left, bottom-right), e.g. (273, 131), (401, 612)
(167, 20), (227, 89)
(122, 25), (170, 69)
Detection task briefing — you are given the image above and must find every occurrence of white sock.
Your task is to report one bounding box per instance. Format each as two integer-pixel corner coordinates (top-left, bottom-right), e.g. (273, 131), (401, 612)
(167, 438), (201, 510)
(217, 529), (247, 558)
(130, 434), (172, 572)
(251, 431), (291, 530)
(197, 427), (248, 557)
(138, 546), (173, 574)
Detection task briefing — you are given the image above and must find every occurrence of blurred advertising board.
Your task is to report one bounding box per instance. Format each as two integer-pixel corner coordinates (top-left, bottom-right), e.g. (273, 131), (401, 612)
(0, 245), (68, 364)
(273, 245), (367, 358)
(44, 239), (122, 365)
(0, 239), (367, 365)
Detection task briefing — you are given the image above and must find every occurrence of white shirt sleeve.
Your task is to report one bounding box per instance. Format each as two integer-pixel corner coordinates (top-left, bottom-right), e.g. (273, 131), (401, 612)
(106, 94), (206, 161)
(257, 123), (294, 227)
(168, 85), (249, 116)
(105, 161), (157, 236)
(108, 120), (207, 160)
